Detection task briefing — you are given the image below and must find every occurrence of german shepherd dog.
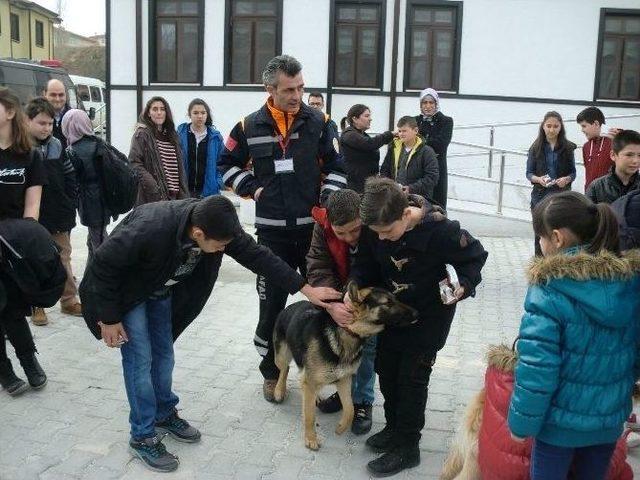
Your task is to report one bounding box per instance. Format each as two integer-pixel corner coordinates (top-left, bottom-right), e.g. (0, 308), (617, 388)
(272, 282), (418, 450)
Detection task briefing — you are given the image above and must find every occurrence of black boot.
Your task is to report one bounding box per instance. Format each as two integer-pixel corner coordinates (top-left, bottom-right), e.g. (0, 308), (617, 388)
(365, 425), (396, 452)
(0, 359), (28, 396)
(366, 444), (420, 477)
(18, 352), (47, 389)
(351, 403), (373, 435)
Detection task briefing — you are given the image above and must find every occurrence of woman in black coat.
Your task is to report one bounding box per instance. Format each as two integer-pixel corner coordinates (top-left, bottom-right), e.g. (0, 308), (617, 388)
(340, 104), (396, 193)
(415, 88), (453, 209)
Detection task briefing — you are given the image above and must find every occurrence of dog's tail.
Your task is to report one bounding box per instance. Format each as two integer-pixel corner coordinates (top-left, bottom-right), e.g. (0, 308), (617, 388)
(440, 389), (485, 480)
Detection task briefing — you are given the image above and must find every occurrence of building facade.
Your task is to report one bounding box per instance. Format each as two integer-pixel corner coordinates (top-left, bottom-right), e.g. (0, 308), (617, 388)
(107, 0), (640, 157)
(0, 0), (59, 61)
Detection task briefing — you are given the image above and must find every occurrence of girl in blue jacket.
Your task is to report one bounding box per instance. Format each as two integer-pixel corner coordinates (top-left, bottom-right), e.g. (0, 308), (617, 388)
(177, 98), (223, 198)
(508, 190), (640, 480)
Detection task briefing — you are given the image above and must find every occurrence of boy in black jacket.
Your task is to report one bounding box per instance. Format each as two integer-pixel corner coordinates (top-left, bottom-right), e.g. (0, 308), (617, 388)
(348, 178), (487, 477)
(80, 196), (340, 473)
(380, 116), (439, 201)
(26, 97), (80, 325)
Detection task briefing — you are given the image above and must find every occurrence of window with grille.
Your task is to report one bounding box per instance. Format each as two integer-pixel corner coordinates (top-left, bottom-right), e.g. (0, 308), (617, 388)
(151, 0), (203, 83)
(597, 11), (640, 101)
(227, 0), (280, 84)
(333, 2), (384, 88)
(405, 2), (461, 92)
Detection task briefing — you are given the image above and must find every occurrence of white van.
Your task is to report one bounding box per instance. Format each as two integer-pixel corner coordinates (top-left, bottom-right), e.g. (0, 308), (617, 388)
(69, 74), (106, 132)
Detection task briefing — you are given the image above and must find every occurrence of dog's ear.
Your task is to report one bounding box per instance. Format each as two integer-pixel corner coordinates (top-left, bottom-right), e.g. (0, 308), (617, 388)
(347, 281), (360, 304)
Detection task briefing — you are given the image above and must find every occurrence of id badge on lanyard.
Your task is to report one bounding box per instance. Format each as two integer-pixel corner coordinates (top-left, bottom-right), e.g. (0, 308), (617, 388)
(274, 128), (294, 174)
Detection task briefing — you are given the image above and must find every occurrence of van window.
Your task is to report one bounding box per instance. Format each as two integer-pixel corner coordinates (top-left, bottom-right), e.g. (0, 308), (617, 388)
(77, 84), (90, 102)
(67, 87), (80, 110)
(0, 66), (36, 103)
(101, 88), (107, 101)
(90, 86), (102, 102)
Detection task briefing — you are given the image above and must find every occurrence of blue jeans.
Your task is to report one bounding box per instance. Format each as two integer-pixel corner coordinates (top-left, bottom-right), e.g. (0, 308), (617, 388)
(531, 439), (616, 480)
(352, 335), (376, 405)
(120, 296), (179, 440)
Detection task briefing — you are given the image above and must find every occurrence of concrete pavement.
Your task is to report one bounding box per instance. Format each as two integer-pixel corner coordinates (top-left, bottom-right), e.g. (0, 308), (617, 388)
(0, 224), (638, 480)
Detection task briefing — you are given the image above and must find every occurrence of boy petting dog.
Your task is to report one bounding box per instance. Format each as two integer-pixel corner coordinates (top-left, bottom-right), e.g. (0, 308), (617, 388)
(306, 188), (378, 434)
(348, 178), (488, 477)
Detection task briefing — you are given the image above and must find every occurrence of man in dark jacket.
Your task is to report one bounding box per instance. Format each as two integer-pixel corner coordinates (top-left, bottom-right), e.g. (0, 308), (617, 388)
(218, 55), (345, 402)
(587, 129), (640, 205)
(381, 116), (439, 200)
(45, 79), (71, 151)
(26, 97), (80, 325)
(79, 195), (340, 473)
(415, 88), (453, 209)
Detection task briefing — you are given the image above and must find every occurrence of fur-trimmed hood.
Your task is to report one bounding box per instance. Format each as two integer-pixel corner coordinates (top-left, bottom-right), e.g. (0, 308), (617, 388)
(486, 344), (517, 373)
(528, 249), (640, 284)
(527, 249), (640, 329)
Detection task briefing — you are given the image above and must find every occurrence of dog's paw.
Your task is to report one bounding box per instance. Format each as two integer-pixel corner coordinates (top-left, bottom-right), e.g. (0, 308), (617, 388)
(273, 387), (286, 403)
(305, 435), (321, 450)
(335, 421), (349, 435)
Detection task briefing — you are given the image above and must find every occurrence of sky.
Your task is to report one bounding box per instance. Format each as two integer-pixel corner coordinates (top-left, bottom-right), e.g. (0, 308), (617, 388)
(33, 0), (105, 37)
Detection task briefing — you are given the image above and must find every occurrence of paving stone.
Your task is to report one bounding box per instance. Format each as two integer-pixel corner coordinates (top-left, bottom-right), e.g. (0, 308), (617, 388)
(0, 229), (636, 478)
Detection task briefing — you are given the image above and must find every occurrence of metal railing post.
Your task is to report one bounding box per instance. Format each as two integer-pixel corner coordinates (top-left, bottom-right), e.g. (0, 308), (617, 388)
(497, 152), (506, 214)
(487, 126), (495, 178)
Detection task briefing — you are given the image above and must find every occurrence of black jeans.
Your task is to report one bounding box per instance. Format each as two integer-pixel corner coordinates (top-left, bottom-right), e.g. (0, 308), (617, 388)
(375, 345), (436, 446)
(254, 228), (312, 380)
(0, 316), (36, 362)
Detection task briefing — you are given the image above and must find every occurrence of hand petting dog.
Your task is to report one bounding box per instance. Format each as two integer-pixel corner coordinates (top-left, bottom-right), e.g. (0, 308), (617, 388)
(300, 284), (342, 308)
(326, 302), (354, 327)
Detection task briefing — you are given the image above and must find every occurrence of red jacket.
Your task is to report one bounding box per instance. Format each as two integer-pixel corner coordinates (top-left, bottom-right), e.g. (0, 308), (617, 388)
(310, 206), (350, 284)
(583, 136), (613, 190)
(478, 346), (632, 480)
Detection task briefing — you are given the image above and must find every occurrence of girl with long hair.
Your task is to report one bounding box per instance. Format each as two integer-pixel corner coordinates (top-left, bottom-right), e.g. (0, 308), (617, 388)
(525, 111), (577, 255)
(176, 98), (223, 198)
(0, 87), (48, 396)
(128, 96), (188, 205)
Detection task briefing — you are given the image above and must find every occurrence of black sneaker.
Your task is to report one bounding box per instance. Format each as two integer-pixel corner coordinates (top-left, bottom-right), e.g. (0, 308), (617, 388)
(129, 435), (179, 473)
(366, 426), (396, 452)
(351, 403), (373, 435)
(366, 445), (420, 477)
(316, 392), (342, 413)
(0, 359), (28, 396)
(156, 411), (201, 443)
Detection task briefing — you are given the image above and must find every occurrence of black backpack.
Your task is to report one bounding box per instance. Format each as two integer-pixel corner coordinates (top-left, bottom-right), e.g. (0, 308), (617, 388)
(0, 218), (66, 308)
(94, 140), (139, 215)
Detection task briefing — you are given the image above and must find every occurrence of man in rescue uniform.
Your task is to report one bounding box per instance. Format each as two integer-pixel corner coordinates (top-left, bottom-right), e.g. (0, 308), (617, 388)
(218, 55), (345, 401)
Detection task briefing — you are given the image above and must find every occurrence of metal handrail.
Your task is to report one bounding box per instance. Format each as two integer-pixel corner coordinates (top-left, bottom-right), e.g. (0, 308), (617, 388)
(454, 113), (640, 131)
(449, 140), (528, 156)
(93, 103), (107, 138)
(454, 113), (640, 178)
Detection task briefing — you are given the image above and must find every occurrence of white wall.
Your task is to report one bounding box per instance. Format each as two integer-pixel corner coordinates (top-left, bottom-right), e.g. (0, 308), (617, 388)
(331, 94), (391, 135)
(109, 90), (138, 153)
(282, 0), (330, 89)
(458, 0), (640, 100)
(108, 0), (640, 161)
(203, 0), (226, 86)
(109, 0), (136, 85)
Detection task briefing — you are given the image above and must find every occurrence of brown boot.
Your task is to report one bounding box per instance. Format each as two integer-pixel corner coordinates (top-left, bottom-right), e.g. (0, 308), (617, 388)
(60, 302), (83, 317)
(263, 379), (278, 402)
(31, 307), (48, 326)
